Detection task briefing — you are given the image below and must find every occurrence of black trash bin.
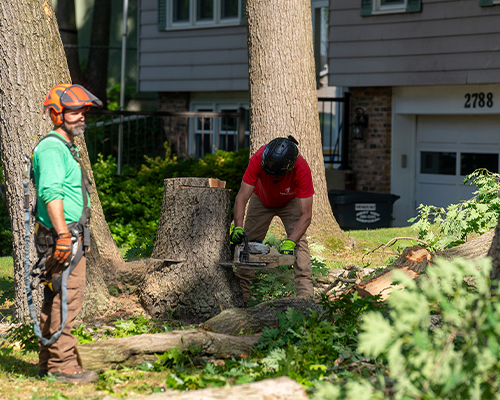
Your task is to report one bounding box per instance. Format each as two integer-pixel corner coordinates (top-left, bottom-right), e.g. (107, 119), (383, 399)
(328, 190), (400, 230)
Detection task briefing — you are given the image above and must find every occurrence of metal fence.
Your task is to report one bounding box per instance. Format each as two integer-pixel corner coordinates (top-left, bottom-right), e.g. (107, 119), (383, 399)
(84, 94), (350, 173)
(84, 108), (248, 170)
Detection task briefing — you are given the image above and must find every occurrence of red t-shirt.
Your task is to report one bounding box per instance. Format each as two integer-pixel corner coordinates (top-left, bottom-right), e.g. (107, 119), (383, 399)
(242, 145), (315, 207)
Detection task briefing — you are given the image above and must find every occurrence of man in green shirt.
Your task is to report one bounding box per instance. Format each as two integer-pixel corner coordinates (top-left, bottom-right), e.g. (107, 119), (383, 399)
(34, 84), (101, 383)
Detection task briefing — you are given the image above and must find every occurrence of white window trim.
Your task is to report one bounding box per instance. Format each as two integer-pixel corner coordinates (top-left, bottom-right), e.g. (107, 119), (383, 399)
(167, 0), (241, 31)
(372, 0), (407, 15)
(189, 101), (249, 155)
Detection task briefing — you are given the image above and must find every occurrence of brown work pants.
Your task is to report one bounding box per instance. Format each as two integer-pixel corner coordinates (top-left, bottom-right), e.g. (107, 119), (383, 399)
(39, 252), (86, 373)
(235, 194), (314, 304)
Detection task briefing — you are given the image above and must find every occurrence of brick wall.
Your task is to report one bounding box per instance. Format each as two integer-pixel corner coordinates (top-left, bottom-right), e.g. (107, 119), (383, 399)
(348, 87), (392, 193)
(158, 92), (190, 158)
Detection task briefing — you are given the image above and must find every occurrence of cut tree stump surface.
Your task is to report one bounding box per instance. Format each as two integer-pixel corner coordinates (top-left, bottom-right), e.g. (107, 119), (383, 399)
(103, 376), (308, 400)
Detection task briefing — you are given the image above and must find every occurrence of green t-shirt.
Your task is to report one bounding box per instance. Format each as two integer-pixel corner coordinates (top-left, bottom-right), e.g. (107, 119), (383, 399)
(32, 131), (90, 229)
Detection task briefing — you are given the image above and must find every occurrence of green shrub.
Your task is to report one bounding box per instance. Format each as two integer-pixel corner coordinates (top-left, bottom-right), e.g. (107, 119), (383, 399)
(317, 257), (500, 399)
(93, 146), (250, 247)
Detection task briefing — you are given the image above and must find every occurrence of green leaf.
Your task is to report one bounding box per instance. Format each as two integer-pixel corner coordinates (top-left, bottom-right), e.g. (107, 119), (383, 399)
(358, 312), (394, 357)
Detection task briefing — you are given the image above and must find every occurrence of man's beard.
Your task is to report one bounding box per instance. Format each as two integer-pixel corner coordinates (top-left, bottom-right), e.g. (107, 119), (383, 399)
(62, 122), (85, 137)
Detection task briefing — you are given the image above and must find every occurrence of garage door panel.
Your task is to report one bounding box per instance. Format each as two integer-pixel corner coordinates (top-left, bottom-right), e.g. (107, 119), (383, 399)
(416, 182), (459, 208)
(416, 114), (500, 209)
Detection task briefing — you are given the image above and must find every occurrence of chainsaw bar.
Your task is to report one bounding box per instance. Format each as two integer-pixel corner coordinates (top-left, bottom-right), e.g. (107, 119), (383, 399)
(219, 261), (270, 270)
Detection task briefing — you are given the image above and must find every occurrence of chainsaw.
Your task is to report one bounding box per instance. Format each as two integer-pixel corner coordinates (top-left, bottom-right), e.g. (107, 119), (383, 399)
(219, 236), (296, 270)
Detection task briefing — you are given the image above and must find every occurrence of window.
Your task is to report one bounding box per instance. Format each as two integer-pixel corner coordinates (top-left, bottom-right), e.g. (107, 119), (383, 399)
(480, 0), (500, 6)
(361, 0), (421, 16)
(312, 0), (329, 87)
(375, 0), (406, 13)
(160, 0), (243, 30)
(190, 102), (249, 157)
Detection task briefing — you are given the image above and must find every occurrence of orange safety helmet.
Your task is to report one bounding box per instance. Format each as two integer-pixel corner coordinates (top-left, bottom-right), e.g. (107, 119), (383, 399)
(43, 84), (103, 126)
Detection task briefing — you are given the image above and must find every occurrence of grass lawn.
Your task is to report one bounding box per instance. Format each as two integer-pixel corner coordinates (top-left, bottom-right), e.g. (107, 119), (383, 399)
(0, 225), (419, 399)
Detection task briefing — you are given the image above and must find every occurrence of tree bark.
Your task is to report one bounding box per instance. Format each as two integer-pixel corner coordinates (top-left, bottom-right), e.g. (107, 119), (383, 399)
(331, 246), (431, 300)
(435, 229), (494, 262)
(77, 329), (261, 371)
(246, 0), (346, 248)
(205, 297), (322, 335)
(488, 215), (500, 284)
(0, 0), (120, 321)
(139, 178), (244, 323)
(105, 377), (308, 400)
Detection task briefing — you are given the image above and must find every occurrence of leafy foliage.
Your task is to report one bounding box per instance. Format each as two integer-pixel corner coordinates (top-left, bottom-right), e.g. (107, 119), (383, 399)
(133, 294), (385, 393)
(319, 257), (500, 399)
(92, 146), (249, 248)
(409, 169), (500, 250)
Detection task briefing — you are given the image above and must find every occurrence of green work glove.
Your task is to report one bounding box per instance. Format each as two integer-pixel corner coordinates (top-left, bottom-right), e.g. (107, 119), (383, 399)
(280, 239), (296, 256)
(230, 226), (245, 245)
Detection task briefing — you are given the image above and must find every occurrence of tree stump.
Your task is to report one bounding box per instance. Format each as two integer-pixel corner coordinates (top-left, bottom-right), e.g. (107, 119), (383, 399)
(138, 178), (243, 323)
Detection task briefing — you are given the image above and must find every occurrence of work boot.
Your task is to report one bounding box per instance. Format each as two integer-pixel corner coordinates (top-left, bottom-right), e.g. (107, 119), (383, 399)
(52, 365), (98, 383)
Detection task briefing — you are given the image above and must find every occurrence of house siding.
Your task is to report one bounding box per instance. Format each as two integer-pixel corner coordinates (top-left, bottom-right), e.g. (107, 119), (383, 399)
(138, 0), (249, 92)
(328, 0), (500, 87)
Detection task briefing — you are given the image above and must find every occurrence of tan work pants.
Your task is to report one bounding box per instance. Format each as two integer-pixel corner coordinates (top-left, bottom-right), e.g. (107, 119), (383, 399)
(39, 252), (86, 373)
(235, 194), (314, 304)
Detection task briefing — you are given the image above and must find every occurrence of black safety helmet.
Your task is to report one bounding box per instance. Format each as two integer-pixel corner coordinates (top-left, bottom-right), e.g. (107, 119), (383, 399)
(261, 135), (299, 177)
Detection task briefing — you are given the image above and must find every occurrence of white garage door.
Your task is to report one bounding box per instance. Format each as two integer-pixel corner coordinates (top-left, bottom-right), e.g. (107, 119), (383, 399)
(416, 114), (500, 209)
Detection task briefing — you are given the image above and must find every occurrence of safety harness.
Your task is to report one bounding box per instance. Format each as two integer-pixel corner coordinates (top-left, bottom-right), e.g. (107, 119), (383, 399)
(23, 134), (93, 346)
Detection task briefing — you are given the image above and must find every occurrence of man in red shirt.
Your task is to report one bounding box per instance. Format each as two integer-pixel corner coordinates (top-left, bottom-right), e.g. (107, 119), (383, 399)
(231, 136), (315, 305)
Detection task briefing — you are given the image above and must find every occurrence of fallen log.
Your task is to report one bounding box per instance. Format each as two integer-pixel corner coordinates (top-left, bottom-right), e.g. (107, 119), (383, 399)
(205, 297), (322, 335)
(103, 376), (308, 400)
(333, 245), (431, 300)
(436, 229), (494, 261)
(76, 329), (260, 371)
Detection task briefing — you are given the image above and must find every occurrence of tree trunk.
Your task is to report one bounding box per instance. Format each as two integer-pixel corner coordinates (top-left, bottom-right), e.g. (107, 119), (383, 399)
(107, 377), (308, 400)
(246, 0), (346, 248)
(488, 215), (500, 284)
(84, 0), (112, 105)
(139, 178), (244, 323)
(77, 329), (261, 371)
(0, 0), (121, 321)
(57, 0), (81, 80)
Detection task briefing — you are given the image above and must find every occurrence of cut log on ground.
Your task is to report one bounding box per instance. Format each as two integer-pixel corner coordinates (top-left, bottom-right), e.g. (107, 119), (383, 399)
(332, 245), (431, 300)
(76, 329), (260, 371)
(436, 229), (494, 261)
(205, 297), (322, 335)
(139, 178), (243, 323)
(103, 376), (308, 400)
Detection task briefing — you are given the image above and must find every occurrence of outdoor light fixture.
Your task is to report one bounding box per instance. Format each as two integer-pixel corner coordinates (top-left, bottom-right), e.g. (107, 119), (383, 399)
(351, 107), (369, 140)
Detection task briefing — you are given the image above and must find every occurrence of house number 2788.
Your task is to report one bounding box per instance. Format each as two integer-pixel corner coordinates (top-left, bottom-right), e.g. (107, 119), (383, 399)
(464, 93), (493, 108)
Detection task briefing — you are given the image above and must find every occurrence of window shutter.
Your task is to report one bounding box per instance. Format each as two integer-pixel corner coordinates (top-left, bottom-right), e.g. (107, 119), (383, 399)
(479, 0), (495, 6)
(360, 0), (372, 16)
(406, 0), (422, 13)
(158, 0), (167, 30)
(240, 0), (247, 25)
